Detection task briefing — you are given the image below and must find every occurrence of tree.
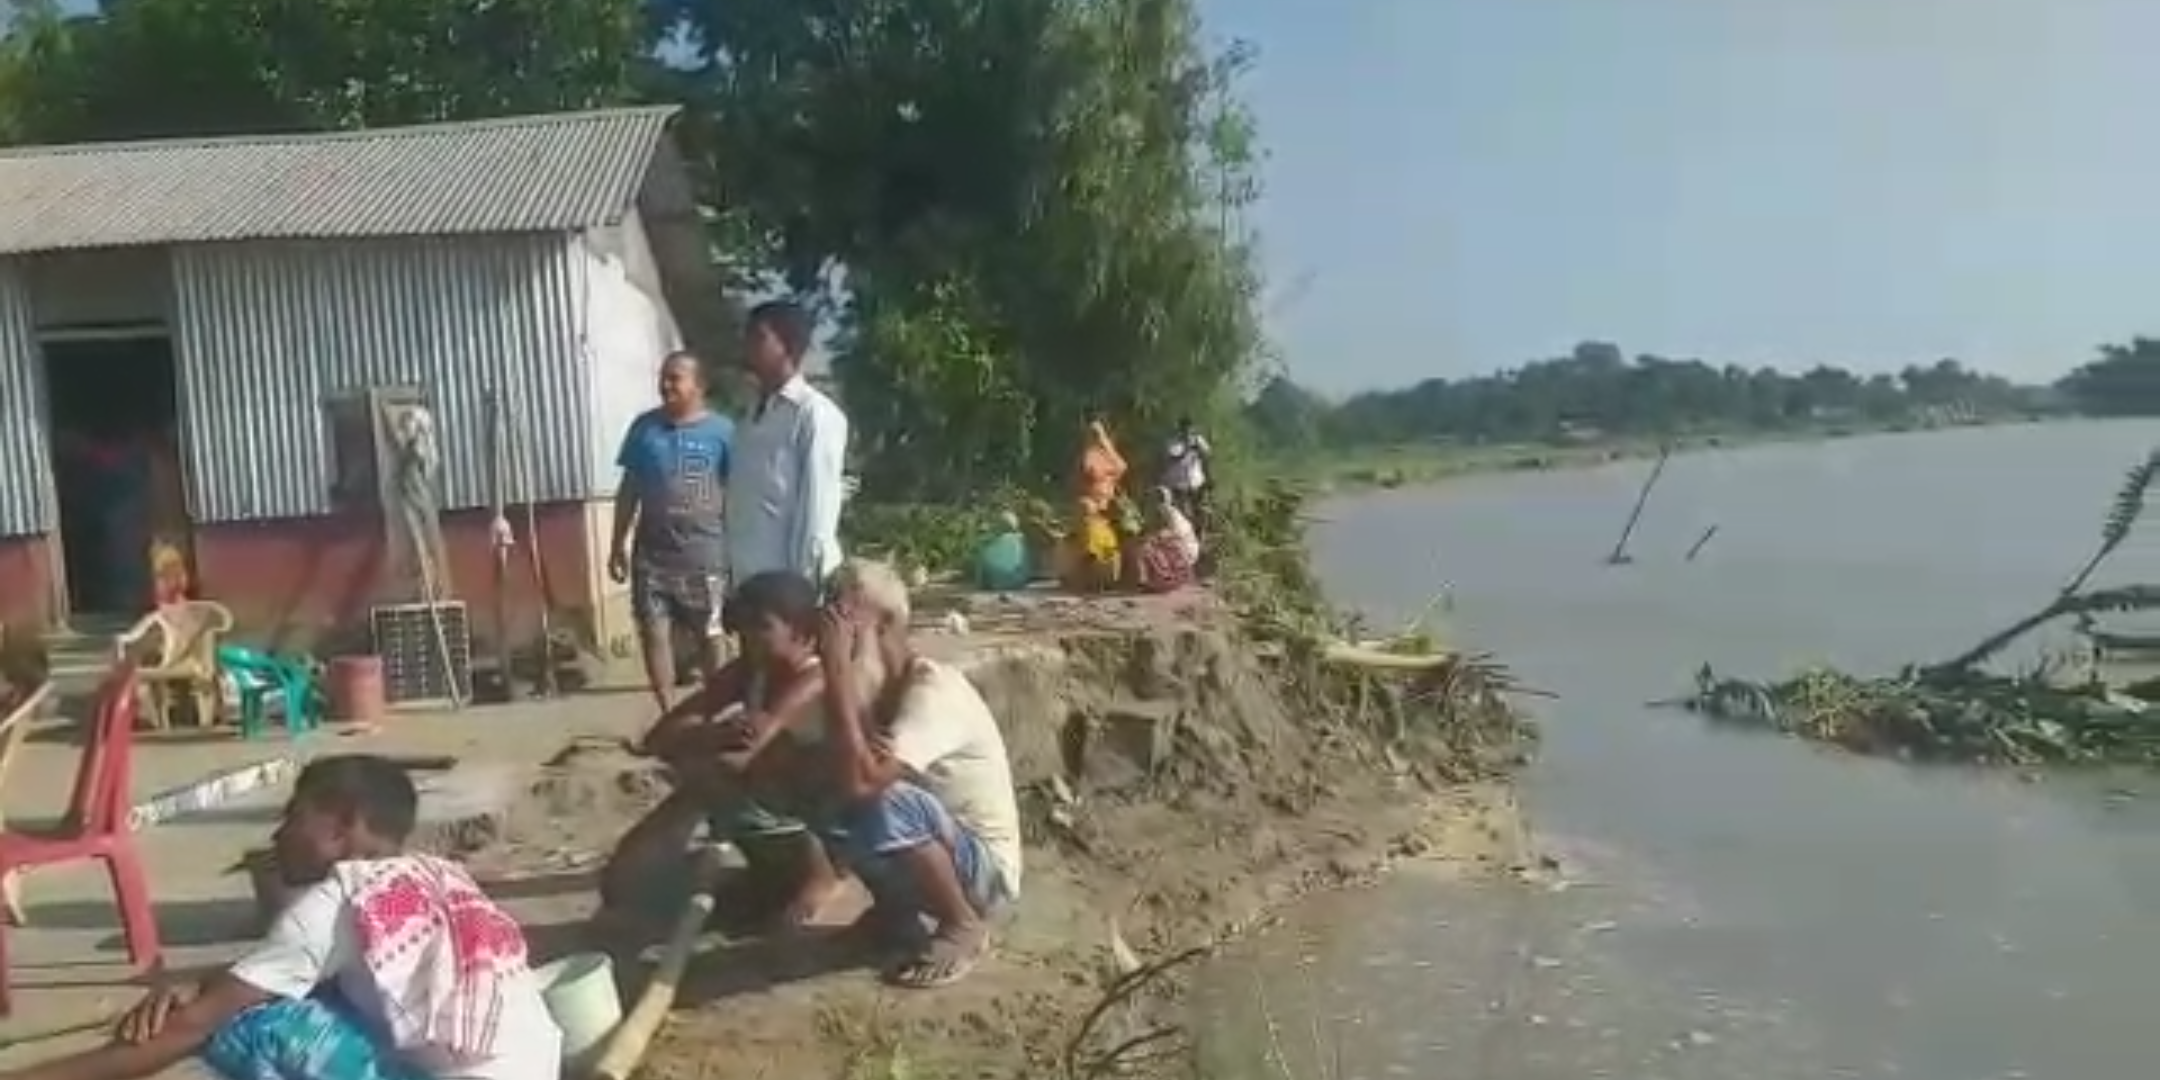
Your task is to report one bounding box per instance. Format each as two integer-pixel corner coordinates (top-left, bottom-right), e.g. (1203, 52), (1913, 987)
(1303, 346), (2046, 453)
(0, 0), (650, 144)
(1246, 375), (1330, 451)
(2060, 339), (2160, 417)
(655, 0), (1266, 499)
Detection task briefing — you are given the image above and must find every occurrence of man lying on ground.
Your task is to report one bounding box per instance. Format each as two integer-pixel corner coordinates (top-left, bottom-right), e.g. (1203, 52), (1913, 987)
(596, 569), (850, 943)
(0, 755), (560, 1080)
(818, 558), (1025, 988)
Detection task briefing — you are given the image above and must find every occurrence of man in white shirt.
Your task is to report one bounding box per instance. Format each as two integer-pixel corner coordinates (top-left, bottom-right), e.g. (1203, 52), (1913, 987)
(1163, 415), (1212, 532)
(727, 300), (850, 587)
(0, 756), (559, 1080)
(817, 558), (1023, 990)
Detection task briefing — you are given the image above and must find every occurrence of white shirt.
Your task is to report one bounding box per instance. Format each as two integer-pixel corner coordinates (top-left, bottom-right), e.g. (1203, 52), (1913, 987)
(886, 659), (1025, 896)
(229, 866), (562, 1080)
(727, 374), (850, 584)
(1165, 433), (1211, 492)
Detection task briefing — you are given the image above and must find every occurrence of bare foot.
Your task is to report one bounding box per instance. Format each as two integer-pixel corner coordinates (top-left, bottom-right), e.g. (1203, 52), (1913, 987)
(886, 921), (990, 989)
(780, 870), (847, 929)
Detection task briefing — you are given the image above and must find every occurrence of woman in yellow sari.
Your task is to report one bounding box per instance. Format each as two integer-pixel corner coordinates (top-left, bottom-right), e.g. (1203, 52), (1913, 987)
(1060, 420), (1128, 591)
(1078, 419), (1126, 515)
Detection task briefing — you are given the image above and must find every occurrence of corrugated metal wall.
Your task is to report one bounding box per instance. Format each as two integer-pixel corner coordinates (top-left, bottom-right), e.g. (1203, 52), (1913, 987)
(172, 236), (594, 522)
(0, 262), (54, 536)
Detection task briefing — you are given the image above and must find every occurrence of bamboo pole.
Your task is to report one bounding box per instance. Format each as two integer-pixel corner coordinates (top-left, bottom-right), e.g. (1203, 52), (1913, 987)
(588, 847), (724, 1080)
(1605, 443), (1672, 565)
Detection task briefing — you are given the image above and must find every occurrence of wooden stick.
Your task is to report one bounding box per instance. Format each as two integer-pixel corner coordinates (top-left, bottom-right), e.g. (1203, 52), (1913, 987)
(588, 848), (724, 1080)
(1605, 443), (1672, 565)
(1684, 524), (1719, 562)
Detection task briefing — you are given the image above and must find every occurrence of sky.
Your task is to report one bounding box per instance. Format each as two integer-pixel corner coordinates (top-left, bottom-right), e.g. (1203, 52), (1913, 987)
(1202, 0), (2160, 393)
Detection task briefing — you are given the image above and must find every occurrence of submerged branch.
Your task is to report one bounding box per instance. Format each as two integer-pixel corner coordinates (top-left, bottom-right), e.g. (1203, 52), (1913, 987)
(1675, 446), (2160, 769)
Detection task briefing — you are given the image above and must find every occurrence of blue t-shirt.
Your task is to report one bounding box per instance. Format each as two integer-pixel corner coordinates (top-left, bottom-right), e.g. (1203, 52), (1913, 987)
(617, 408), (733, 573)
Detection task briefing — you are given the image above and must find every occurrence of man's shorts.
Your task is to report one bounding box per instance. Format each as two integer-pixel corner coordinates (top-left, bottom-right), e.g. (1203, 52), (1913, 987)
(632, 566), (726, 640)
(835, 781), (1011, 917)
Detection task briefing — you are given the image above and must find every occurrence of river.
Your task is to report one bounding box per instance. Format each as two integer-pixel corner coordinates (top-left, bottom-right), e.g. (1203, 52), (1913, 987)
(1199, 419), (2160, 1080)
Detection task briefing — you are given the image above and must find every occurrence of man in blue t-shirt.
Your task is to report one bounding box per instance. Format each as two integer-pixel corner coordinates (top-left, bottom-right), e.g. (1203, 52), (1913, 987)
(608, 351), (735, 712)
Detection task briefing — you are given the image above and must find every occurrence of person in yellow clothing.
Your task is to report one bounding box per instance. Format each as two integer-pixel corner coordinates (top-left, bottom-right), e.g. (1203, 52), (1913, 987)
(1060, 421), (1127, 591)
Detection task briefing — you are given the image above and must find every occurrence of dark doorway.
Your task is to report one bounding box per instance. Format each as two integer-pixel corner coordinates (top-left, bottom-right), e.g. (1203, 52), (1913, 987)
(41, 331), (189, 619)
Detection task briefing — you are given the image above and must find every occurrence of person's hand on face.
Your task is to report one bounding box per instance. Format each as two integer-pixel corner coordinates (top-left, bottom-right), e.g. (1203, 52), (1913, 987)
(818, 601), (861, 673)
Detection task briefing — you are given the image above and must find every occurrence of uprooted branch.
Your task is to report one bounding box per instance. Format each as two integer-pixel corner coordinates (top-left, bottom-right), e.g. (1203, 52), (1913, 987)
(1681, 447), (2160, 767)
(1062, 946), (1214, 1080)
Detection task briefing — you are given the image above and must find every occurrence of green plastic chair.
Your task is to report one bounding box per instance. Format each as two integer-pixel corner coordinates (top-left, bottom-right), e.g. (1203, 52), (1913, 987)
(216, 645), (321, 740)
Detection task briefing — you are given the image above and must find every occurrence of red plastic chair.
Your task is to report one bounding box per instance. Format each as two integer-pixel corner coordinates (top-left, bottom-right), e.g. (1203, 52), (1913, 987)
(0, 664), (162, 1016)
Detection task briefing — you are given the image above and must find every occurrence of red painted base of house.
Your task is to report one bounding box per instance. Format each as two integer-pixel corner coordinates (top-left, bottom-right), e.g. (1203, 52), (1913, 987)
(0, 533), (57, 631)
(0, 505), (595, 652)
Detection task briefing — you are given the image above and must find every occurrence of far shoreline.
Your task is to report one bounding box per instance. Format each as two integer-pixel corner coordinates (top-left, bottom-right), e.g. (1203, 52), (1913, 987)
(1293, 414), (2058, 494)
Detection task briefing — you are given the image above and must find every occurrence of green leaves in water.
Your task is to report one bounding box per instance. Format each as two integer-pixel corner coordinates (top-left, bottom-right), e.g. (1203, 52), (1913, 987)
(1684, 663), (2160, 767)
(1683, 443), (2160, 768)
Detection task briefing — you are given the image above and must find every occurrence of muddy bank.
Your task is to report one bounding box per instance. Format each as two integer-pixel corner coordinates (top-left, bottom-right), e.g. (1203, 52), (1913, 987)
(485, 597), (1535, 1079)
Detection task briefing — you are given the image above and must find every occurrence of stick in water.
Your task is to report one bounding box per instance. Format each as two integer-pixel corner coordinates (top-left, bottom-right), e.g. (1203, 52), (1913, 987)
(1685, 524), (1719, 562)
(1605, 443), (1673, 565)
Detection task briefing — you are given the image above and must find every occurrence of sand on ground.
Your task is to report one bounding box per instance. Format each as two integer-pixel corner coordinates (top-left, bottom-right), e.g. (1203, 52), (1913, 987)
(0, 587), (1534, 1079)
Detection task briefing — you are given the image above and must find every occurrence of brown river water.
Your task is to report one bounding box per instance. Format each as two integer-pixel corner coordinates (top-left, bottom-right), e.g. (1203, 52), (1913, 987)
(1199, 420), (2160, 1080)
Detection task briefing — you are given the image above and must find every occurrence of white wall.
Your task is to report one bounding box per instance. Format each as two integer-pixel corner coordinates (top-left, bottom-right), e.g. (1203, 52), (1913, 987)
(576, 220), (686, 496)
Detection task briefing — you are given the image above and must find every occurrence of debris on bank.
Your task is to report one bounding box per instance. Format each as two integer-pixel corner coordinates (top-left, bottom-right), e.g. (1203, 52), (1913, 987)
(1680, 449), (2160, 768)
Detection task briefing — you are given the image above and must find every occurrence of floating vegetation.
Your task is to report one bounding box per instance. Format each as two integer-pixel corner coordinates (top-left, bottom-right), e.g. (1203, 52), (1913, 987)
(1682, 448), (2160, 767)
(1686, 663), (2160, 766)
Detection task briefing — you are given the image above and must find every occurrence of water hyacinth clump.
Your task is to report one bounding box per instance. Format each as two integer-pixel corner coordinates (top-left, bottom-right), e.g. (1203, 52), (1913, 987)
(1684, 663), (2160, 766)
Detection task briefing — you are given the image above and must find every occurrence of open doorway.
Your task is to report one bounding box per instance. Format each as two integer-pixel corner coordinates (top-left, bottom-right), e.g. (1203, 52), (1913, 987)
(41, 329), (188, 620)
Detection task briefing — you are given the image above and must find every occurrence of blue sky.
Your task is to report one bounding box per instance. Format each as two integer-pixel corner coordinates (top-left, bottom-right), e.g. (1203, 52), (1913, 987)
(1205, 0), (2160, 393)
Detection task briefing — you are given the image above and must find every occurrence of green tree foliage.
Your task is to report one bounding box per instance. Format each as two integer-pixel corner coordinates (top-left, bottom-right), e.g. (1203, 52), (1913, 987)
(655, 0), (1267, 500)
(0, 0), (649, 142)
(1245, 374), (1330, 452)
(1259, 341), (2047, 450)
(2059, 339), (2160, 417)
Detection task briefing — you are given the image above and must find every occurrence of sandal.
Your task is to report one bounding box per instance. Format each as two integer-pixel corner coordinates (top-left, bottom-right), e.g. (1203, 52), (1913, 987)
(885, 923), (990, 989)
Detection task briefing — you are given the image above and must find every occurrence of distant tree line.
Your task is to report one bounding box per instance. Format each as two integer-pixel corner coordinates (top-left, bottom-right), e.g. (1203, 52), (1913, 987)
(2057, 339), (2160, 418)
(1245, 339), (2145, 454)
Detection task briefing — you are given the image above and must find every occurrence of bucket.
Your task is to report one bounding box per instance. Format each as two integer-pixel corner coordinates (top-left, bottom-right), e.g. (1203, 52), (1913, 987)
(327, 655), (386, 725)
(535, 952), (622, 1072)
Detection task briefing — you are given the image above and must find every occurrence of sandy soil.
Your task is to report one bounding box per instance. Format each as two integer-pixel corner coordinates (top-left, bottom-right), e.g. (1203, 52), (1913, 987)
(456, 592), (1539, 1080)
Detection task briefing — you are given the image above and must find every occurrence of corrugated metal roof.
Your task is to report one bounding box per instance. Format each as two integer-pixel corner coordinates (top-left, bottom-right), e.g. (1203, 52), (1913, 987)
(0, 106), (682, 256)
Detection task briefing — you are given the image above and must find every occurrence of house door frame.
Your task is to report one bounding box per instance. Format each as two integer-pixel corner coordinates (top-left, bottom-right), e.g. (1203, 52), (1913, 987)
(36, 319), (180, 629)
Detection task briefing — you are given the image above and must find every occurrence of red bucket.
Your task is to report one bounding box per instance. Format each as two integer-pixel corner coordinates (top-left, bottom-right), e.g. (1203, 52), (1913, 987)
(327, 655), (386, 725)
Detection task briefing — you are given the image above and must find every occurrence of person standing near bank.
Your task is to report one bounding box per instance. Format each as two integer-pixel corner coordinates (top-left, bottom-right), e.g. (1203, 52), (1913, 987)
(728, 299), (851, 589)
(609, 351), (735, 713)
(1162, 415), (1212, 536)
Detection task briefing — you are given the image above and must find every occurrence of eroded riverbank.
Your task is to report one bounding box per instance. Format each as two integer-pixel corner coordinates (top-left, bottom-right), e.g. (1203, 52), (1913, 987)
(561, 590), (1539, 1079)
